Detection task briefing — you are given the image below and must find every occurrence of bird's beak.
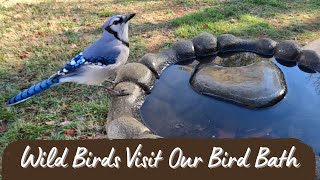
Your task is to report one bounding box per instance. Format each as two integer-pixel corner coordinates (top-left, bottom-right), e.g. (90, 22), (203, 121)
(124, 13), (136, 23)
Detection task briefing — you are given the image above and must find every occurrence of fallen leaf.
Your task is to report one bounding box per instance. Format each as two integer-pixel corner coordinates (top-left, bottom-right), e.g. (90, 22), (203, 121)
(230, 18), (237, 23)
(19, 51), (32, 59)
(203, 23), (209, 28)
(45, 121), (55, 125)
(60, 119), (71, 126)
(37, 31), (45, 36)
(0, 120), (8, 133)
(13, 14), (22, 19)
(65, 129), (76, 136)
(70, 44), (77, 49)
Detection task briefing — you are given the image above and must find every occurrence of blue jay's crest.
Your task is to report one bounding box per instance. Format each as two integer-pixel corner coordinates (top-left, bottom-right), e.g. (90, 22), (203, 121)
(7, 13), (135, 105)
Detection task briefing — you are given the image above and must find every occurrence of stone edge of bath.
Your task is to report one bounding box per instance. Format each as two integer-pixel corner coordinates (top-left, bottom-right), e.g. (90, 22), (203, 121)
(105, 33), (320, 179)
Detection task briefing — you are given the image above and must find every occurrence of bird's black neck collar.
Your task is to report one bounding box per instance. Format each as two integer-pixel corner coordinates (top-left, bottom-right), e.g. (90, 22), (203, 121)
(106, 26), (129, 47)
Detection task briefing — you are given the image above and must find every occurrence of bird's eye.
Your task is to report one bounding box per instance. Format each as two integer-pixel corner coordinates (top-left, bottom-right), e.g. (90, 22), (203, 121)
(113, 17), (123, 25)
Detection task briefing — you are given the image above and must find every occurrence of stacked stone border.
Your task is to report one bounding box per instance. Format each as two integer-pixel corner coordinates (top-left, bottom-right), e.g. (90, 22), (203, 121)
(105, 33), (320, 178)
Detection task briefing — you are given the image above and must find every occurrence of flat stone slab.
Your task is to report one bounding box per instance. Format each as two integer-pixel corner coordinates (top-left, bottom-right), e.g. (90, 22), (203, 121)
(190, 61), (287, 108)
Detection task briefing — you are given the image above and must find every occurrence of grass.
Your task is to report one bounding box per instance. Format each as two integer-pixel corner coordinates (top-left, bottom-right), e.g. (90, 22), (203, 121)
(0, 0), (320, 177)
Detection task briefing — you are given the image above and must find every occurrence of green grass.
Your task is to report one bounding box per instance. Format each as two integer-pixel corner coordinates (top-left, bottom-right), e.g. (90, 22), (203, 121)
(0, 0), (320, 177)
(172, 0), (320, 40)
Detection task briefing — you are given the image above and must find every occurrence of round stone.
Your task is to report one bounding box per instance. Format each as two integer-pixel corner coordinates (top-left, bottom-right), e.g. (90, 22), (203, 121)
(217, 34), (240, 53)
(115, 63), (155, 90)
(274, 40), (302, 61)
(255, 38), (277, 56)
(107, 116), (155, 139)
(171, 40), (196, 61)
(139, 51), (175, 78)
(192, 32), (218, 56)
(190, 61), (287, 108)
(296, 50), (320, 72)
(107, 82), (144, 122)
(217, 34), (276, 56)
(139, 53), (161, 78)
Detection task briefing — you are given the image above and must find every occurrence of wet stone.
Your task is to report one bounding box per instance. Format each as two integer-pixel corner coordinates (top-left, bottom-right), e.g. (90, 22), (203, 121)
(107, 116), (156, 139)
(139, 53), (162, 78)
(296, 50), (320, 72)
(171, 40), (196, 61)
(217, 34), (277, 56)
(115, 63), (155, 90)
(217, 34), (240, 53)
(192, 32), (218, 57)
(274, 40), (302, 61)
(107, 82), (144, 122)
(139, 50), (176, 78)
(190, 61), (287, 108)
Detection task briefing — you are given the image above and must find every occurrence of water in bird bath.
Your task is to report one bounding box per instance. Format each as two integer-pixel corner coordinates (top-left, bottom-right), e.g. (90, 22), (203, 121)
(140, 53), (320, 154)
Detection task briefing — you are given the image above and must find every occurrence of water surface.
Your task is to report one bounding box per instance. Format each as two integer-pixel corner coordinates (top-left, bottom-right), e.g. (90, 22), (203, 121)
(140, 58), (320, 154)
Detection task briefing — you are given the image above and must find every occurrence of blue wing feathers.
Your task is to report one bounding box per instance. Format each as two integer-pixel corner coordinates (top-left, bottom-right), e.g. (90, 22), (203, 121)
(7, 51), (118, 105)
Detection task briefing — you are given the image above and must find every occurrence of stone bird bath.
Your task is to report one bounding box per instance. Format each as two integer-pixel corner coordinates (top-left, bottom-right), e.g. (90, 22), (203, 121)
(105, 33), (320, 178)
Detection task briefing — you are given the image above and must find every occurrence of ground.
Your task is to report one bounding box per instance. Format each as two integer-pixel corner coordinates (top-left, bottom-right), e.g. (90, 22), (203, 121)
(0, 0), (320, 178)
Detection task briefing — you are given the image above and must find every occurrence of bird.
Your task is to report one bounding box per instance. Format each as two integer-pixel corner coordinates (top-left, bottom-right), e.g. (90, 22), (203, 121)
(7, 13), (136, 105)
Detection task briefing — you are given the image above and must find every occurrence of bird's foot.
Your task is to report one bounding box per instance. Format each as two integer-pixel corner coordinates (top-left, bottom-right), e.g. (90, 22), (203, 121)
(106, 88), (130, 97)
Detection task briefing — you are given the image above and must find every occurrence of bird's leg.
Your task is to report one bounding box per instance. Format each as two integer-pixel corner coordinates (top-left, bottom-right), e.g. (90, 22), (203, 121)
(100, 78), (130, 96)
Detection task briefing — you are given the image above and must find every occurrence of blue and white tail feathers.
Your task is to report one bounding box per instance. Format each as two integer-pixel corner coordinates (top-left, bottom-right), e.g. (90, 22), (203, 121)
(6, 52), (86, 106)
(7, 78), (60, 105)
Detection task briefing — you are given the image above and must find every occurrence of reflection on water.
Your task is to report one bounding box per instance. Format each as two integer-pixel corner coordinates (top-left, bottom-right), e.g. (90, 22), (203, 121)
(140, 58), (320, 154)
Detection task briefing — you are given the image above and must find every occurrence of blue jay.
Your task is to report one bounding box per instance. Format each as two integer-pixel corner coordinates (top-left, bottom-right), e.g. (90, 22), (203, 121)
(7, 13), (136, 105)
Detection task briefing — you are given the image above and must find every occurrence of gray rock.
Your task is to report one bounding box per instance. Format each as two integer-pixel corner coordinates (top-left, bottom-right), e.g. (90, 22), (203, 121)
(274, 40), (302, 61)
(107, 116), (157, 139)
(255, 38), (277, 56)
(316, 156), (320, 180)
(139, 53), (162, 78)
(296, 50), (320, 72)
(215, 52), (271, 67)
(217, 34), (276, 56)
(115, 63), (156, 91)
(171, 40), (196, 61)
(106, 82), (144, 122)
(136, 133), (162, 139)
(192, 32), (218, 57)
(190, 61), (287, 108)
(139, 51), (175, 78)
(217, 34), (240, 53)
(139, 40), (195, 77)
